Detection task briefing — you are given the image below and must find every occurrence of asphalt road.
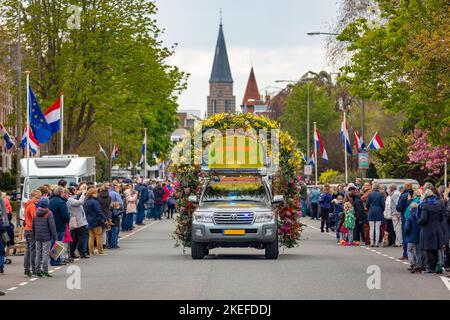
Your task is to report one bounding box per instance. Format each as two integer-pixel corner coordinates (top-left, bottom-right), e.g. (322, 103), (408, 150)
(1, 218), (449, 300)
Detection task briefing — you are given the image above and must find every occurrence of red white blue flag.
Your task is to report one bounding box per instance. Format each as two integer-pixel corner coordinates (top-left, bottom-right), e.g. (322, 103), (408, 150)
(341, 118), (353, 156)
(354, 132), (367, 153)
(314, 128), (328, 164)
(21, 127), (39, 155)
(1, 123), (15, 151)
(368, 132), (384, 150)
(44, 97), (61, 134)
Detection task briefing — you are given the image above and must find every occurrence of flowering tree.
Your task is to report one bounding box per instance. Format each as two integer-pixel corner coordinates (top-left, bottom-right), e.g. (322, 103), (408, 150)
(406, 129), (449, 177)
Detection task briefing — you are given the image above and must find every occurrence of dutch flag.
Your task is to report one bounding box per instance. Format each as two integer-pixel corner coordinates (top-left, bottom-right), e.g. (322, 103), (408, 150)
(354, 132), (367, 153)
(1, 123), (15, 151)
(341, 118), (353, 156)
(368, 132), (384, 150)
(138, 137), (146, 166)
(314, 128), (329, 164)
(21, 127), (39, 155)
(44, 97), (62, 134)
(309, 151), (315, 167)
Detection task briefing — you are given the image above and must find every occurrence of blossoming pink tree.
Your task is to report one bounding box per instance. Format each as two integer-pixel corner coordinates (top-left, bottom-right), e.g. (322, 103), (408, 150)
(406, 129), (450, 177)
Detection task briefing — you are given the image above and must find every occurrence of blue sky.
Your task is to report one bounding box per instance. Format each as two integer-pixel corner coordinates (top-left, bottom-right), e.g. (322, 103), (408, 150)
(156, 0), (340, 114)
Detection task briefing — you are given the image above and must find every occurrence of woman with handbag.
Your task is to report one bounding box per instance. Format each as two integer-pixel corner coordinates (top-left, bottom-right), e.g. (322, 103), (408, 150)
(67, 187), (89, 259)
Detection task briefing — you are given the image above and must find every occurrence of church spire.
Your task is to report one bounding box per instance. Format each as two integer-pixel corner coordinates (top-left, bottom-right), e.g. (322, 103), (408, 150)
(209, 22), (233, 83)
(242, 67), (261, 106)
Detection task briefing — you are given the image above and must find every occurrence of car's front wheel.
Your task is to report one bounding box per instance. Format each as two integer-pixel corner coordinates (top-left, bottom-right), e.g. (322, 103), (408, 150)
(265, 237), (279, 260)
(191, 241), (207, 260)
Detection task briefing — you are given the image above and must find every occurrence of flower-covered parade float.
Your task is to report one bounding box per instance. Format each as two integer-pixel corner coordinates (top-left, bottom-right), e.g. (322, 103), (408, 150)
(171, 113), (304, 258)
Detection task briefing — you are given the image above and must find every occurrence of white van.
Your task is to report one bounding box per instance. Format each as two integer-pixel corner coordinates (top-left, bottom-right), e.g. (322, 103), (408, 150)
(19, 155), (96, 220)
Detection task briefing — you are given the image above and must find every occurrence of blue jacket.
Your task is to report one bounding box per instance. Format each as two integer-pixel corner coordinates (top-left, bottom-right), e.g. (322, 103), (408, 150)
(366, 190), (385, 221)
(405, 207), (420, 244)
(396, 189), (413, 219)
(310, 189), (320, 204)
(319, 192), (332, 209)
(135, 184), (149, 209)
(109, 189), (124, 209)
(334, 202), (343, 223)
(83, 197), (106, 229)
(49, 195), (70, 233)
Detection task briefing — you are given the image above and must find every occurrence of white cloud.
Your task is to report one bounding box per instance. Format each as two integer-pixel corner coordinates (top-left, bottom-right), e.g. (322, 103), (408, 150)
(169, 45), (332, 113)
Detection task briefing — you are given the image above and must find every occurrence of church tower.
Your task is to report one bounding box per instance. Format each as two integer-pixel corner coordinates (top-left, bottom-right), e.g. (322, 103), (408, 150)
(207, 22), (236, 116)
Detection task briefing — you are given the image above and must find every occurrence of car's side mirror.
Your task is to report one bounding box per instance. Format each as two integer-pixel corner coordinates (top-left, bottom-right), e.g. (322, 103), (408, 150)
(188, 195), (199, 204)
(272, 195), (284, 204)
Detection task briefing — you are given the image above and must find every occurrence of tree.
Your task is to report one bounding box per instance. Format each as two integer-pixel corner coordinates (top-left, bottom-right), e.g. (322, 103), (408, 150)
(338, 0), (450, 146)
(281, 81), (338, 153)
(1, 0), (188, 161)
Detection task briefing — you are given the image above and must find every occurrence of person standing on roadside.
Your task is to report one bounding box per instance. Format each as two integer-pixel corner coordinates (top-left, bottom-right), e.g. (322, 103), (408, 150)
(0, 196), (8, 275)
(347, 187), (367, 244)
(98, 185), (112, 249)
(319, 184), (332, 233)
(146, 181), (155, 220)
(124, 184), (138, 231)
(24, 189), (42, 276)
(67, 187), (89, 259)
(388, 184), (402, 247)
(361, 182), (372, 245)
(396, 182), (414, 260)
(136, 180), (149, 225)
(153, 183), (165, 221)
(84, 188), (106, 256)
(33, 198), (58, 278)
(366, 183), (385, 247)
(49, 187), (70, 266)
(310, 186), (320, 220)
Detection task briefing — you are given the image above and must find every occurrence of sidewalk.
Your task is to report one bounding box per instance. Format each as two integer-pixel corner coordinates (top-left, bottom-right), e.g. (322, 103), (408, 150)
(0, 222), (154, 294)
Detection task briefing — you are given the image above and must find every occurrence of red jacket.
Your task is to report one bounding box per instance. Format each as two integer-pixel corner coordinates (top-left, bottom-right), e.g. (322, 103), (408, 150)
(162, 186), (170, 202)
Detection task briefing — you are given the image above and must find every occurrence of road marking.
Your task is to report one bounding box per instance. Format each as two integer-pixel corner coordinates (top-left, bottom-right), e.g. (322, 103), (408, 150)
(29, 278), (38, 282)
(7, 287), (17, 291)
(18, 282), (28, 286)
(382, 254), (388, 257)
(440, 277), (450, 291)
(48, 270), (55, 273)
(402, 262), (409, 265)
(55, 267), (62, 270)
(389, 257), (395, 259)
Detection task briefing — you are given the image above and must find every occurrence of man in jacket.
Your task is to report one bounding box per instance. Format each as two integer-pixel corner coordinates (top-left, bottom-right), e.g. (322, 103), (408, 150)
(348, 187), (367, 243)
(23, 189), (42, 276)
(396, 183), (414, 260)
(153, 183), (165, 221)
(367, 183), (385, 247)
(146, 182), (155, 220)
(136, 180), (149, 225)
(49, 187), (70, 266)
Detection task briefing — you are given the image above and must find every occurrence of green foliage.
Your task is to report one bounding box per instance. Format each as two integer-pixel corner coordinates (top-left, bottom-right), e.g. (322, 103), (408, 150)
(1, 0), (188, 162)
(373, 135), (429, 183)
(366, 163), (379, 179)
(338, 0), (450, 146)
(319, 169), (344, 184)
(281, 83), (338, 151)
(0, 170), (16, 192)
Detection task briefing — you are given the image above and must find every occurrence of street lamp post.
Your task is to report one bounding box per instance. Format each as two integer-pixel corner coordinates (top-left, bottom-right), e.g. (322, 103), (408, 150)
(15, 1), (22, 212)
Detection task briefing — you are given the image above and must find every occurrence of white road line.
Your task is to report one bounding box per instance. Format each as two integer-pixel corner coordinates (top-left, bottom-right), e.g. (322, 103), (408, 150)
(18, 282), (28, 286)
(382, 254), (388, 257)
(7, 287), (18, 291)
(440, 277), (450, 291)
(389, 257), (395, 259)
(29, 278), (38, 282)
(402, 262), (410, 265)
(48, 270), (55, 273)
(55, 267), (62, 270)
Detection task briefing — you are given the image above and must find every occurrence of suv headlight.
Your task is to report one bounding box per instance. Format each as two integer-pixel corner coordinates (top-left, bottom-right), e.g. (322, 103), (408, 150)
(194, 212), (213, 223)
(254, 212), (274, 223)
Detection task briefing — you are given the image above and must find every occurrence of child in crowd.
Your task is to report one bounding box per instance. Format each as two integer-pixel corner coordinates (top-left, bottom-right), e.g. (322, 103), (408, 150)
(33, 198), (58, 277)
(343, 202), (356, 245)
(332, 195), (344, 242)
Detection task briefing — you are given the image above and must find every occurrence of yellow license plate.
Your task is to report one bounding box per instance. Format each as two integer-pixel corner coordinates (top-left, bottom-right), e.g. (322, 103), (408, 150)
(223, 230), (246, 236)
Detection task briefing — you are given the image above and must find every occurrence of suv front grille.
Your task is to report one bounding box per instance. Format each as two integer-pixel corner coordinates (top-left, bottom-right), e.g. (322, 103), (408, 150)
(213, 212), (255, 225)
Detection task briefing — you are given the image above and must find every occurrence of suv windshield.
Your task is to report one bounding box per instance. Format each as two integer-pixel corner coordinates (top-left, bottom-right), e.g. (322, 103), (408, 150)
(202, 176), (268, 203)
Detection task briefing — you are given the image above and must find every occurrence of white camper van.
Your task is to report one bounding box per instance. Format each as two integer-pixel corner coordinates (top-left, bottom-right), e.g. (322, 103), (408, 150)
(19, 155), (96, 220)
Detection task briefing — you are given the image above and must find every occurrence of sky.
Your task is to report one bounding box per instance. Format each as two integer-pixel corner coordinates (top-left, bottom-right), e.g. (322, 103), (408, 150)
(155, 0), (340, 115)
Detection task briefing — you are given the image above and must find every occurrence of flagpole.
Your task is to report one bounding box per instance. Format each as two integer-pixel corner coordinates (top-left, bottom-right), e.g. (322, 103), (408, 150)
(25, 70), (30, 196)
(60, 93), (64, 155)
(344, 112), (348, 184)
(144, 128), (147, 179)
(314, 122), (318, 186)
